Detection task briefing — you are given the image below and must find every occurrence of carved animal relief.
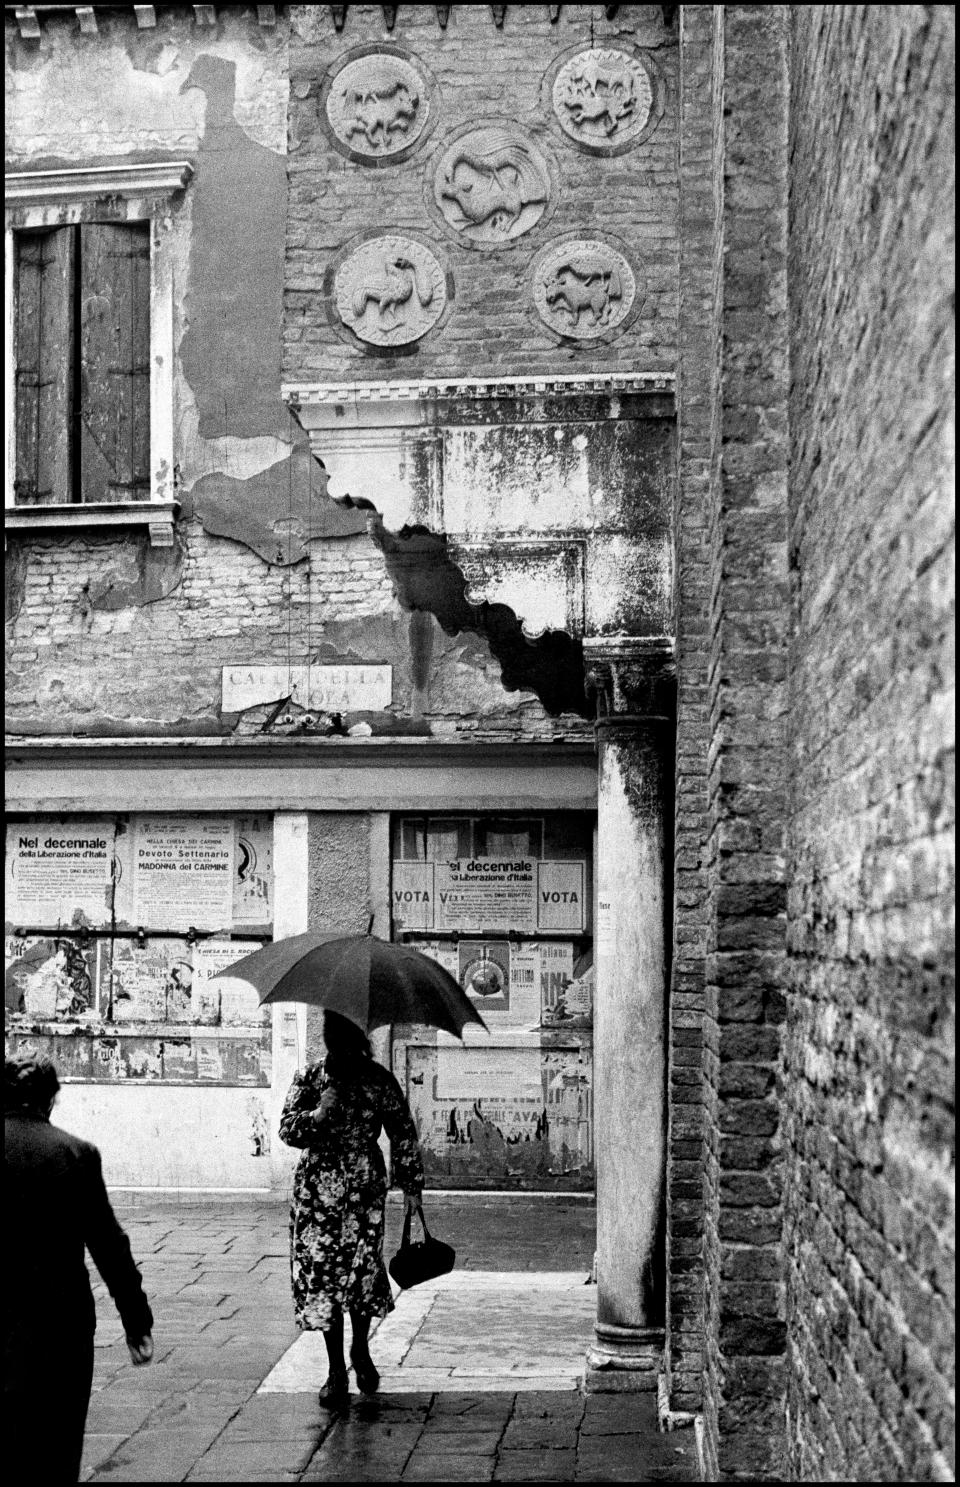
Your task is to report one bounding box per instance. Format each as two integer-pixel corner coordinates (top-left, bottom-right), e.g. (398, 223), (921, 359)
(552, 49), (654, 152)
(532, 240), (636, 340)
(325, 52), (430, 161)
(333, 235), (447, 346)
(433, 126), (552, 246)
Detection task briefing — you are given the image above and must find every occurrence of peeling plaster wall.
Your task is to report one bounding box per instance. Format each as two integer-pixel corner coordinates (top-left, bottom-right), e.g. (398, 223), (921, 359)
(6, 522), (584, 739)
(5, 5), (364, 565)
(5, 8), (592, 741)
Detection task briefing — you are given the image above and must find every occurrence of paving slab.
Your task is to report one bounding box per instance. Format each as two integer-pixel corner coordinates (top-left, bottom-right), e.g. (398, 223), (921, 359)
(81, 1197), (697, 1484)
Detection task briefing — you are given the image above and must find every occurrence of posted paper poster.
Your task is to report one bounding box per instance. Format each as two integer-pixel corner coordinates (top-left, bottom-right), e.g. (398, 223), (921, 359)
(537, 861), (586, 931)
(506, 942), (541, 1027)
(392, 863), (435, 930)
(5, 935), (97, 1019)
(434, 858), (537, 932)
(436, 1047), (542, 1100)
(391, 858), (587, 933)
(193, 939), (266, 1025)
(109, 939), (196, 1023)
(459, 940), (511, 1012)
(132, 818), (235, 932)
(233, 818), (274, 928)
(540, 941), (576, 1024)
(6, 820), (118, 929)
(416, 940), (460, 979)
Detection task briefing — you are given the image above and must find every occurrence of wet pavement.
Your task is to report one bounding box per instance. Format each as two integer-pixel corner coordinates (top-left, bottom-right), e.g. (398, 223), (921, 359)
(82, 1196), (698, 1482)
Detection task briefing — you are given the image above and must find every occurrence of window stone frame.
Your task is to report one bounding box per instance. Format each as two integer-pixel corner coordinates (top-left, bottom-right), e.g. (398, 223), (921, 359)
(4, 161), (193, 546)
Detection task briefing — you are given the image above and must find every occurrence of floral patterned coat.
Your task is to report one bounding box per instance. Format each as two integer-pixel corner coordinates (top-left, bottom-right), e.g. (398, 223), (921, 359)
(278, 1055), (424, 1331)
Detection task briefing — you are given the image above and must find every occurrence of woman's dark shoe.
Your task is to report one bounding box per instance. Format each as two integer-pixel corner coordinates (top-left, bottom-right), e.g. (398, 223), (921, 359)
(318, 1368), (349, 1409)
(350, 1347), (380, 1395)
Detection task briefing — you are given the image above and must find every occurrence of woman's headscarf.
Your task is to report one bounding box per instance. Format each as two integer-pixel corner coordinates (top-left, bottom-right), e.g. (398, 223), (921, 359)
(322, 1010), (371, 1078)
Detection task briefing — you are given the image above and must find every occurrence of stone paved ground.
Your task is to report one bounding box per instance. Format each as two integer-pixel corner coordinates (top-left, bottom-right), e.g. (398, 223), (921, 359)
(82, 1197), (698, 1483)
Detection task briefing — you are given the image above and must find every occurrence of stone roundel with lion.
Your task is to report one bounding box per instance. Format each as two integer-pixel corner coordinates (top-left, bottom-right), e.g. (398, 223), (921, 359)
(532, 238), (638, 341)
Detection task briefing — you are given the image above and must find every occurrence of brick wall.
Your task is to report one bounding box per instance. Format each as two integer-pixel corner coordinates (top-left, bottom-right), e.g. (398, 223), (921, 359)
(784, 7), (955, 1480)
(284, 2), (678, 384)
(5, 524), (580, 739)
(665, 0), (715, 1419)
(700, 7), (791, 1479)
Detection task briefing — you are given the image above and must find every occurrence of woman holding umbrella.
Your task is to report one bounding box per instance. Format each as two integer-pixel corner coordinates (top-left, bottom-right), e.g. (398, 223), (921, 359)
(215, 926), (486, 1407)
(279, 1009), (424, 1407)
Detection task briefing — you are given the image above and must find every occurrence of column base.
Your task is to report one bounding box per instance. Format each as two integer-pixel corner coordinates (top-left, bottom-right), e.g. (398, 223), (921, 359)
(584, 1323), (664, 1392)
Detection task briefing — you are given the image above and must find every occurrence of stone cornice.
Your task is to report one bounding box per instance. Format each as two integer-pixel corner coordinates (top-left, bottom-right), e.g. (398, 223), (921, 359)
(286, 372), (673, 400)
(285, 370), (674, 413)
(5, 735), (597, 761)
(5, 735), (599, 813)
(5, 161), (194, 206)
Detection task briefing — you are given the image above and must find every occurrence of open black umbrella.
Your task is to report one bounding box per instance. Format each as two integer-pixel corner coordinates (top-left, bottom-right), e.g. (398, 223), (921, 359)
(211, 930), (488, 1039)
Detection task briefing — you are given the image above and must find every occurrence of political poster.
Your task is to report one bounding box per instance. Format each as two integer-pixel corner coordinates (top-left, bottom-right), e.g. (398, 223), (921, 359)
(5, 820), (118, 929)
(434, 858), (537, 932)
(537, 861), (586, 931)
(392, 862), (435, 930)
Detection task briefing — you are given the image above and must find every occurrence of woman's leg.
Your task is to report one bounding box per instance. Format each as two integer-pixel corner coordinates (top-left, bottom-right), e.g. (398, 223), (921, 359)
(318, 1312), (349, 1405)
(349, 1309), (380, 1394)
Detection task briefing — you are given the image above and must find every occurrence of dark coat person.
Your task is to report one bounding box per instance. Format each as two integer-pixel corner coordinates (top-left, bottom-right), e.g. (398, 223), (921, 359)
(4, 1053), (155, 1483)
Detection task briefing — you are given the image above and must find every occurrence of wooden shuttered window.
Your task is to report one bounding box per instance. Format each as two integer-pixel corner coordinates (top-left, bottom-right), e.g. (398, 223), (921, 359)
(79, 223), (151, 504)
(14, 221), (151, 506)
(14, 228), (75, 505)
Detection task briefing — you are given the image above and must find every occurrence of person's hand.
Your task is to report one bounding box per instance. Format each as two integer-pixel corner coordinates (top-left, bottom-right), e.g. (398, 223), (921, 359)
(318, 1088), (338, 1119)
(404, 1193), (421, 1219)
(127, 1334), (153, 1366)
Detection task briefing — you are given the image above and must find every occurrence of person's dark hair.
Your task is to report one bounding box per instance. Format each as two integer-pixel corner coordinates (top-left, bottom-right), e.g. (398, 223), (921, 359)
(5, 1052), (60, 1115)
(323, 1010), (371, 1063)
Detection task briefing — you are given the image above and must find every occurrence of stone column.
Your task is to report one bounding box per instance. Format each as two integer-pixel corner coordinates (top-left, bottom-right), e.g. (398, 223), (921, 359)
(585, 644), (671, 1388)
(269, 812), (310, 1194)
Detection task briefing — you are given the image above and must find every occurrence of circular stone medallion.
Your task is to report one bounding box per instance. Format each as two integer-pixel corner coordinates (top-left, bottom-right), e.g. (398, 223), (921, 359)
(532, 239), (637, 340)
(325, 50), (431, 162)
(333, 235), (448, 347)
(433, 125), (553, 246)
(552, 48), (654, 152)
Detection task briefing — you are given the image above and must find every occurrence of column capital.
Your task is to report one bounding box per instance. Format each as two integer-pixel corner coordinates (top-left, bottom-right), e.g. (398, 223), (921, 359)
(583, 636), (676, 730)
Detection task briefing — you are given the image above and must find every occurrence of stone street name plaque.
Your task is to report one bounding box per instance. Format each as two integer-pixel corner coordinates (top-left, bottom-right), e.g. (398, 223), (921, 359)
(222, 664), (392, 715)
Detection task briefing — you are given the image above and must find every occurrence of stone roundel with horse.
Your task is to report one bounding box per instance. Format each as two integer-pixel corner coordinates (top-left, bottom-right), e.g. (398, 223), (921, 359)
(331, 232), (450, 348)
(531, 236), (641, 342)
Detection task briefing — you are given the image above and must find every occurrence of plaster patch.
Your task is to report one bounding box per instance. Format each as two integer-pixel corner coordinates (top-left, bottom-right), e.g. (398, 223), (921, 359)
(180, 443), (367, 565)
(88, 537), (184, 612)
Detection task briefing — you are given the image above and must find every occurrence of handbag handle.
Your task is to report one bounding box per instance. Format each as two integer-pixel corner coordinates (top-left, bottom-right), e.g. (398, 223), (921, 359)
(400, 1199), (429, 1249)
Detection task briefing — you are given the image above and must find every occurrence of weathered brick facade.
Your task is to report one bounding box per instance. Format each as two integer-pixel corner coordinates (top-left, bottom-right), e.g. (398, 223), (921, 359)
(665, 0), (713, 1422)
(696, 9), (791, 1477)
(4, 5), (954, 1481)
(783, 7), (955, 1480)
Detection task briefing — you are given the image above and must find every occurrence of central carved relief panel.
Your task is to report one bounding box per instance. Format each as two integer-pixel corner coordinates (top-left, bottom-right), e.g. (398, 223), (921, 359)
(428, 123), (556, 249)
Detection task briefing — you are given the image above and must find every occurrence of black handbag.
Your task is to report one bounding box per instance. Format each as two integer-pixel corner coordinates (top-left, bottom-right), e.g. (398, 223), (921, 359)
(389, 1202), (456, 1289)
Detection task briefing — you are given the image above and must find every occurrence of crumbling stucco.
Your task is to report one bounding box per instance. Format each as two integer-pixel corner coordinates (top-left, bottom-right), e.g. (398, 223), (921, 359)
(88, 535), (185, 612)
